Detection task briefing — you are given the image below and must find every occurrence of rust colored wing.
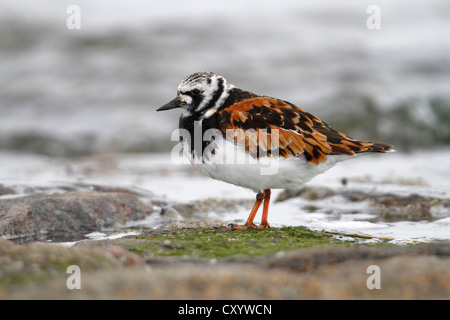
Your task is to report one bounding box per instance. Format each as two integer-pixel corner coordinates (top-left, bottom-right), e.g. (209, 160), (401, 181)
(217, 95), (393, 165)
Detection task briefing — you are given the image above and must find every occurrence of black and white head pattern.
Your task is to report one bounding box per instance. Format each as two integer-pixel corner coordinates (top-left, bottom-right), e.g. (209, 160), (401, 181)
(177, 72), (234, 117)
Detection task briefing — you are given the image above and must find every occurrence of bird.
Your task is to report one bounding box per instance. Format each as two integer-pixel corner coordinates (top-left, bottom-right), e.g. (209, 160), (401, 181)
(157, 72), (394, 229)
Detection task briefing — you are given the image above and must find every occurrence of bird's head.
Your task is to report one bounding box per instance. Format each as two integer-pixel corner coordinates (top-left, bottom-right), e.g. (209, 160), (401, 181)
(157, 72), (233, 117)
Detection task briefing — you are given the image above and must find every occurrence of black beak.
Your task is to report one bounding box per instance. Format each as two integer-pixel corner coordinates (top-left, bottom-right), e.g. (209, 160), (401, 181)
(157, 97), (182, 111)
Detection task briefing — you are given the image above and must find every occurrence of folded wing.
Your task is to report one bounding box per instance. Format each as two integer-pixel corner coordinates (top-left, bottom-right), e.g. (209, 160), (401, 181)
(217, 96), (393, 166)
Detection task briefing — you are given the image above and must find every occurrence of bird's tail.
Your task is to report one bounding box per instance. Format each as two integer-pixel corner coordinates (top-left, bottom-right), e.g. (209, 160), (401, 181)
(328, 139), (394, 156)
(361, 142), (395, 153)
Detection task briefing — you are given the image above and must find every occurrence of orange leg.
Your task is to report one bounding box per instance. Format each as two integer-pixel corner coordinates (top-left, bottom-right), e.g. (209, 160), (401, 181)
(259, 189), (271, 229)
(231, 191), (264, 229)
(231, 189), (271, 230)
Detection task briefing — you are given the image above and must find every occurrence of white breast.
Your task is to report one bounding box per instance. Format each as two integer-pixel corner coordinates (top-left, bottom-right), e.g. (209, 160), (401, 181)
(182, 135), (353, 192)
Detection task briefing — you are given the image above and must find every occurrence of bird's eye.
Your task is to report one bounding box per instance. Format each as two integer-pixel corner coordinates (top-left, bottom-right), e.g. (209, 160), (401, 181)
(192, 89), (201, 95)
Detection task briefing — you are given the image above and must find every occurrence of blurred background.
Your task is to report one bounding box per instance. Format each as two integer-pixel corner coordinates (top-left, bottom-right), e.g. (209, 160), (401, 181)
(0, 0), (449, 157)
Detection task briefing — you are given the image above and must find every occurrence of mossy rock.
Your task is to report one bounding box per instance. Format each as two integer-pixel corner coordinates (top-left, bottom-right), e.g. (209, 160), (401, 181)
(80, 224), (364, 261)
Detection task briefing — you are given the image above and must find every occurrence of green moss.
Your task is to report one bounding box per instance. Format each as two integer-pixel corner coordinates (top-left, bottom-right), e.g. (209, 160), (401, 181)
(131, 226), (354, 259)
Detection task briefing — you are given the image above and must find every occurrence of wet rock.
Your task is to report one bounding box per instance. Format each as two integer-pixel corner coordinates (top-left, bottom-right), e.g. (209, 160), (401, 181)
(373, 194), (447, 222)
(0, 191), (153, 241)
(277, 186), (450, 222)
(0, 184), (15, 196)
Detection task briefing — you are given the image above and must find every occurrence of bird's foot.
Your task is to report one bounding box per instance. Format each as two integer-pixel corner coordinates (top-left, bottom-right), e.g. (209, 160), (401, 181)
(224, 223), (270, 230)
(258, 222), (270, 229)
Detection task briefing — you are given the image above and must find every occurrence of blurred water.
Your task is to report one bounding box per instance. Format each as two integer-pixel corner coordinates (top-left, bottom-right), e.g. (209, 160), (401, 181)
(0, 0), (449, 156)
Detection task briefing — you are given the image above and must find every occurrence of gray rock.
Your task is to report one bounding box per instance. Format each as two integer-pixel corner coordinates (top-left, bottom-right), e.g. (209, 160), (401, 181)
(277, 186), (450, 222)
(0, 184), (15, 196)
(0, 191), (153, 241)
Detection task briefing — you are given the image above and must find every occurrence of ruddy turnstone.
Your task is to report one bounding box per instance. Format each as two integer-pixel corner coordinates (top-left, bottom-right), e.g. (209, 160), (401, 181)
(157, 72), (393, 229)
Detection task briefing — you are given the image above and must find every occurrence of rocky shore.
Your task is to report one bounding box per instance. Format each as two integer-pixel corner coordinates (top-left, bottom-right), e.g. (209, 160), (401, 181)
(1, 223), (450, 299)
(1, 182), (449, 299)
